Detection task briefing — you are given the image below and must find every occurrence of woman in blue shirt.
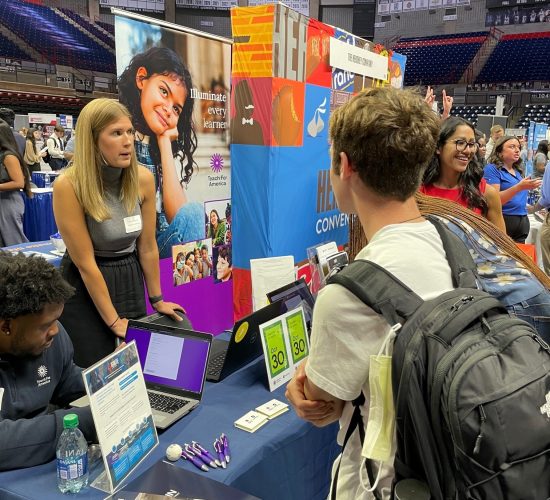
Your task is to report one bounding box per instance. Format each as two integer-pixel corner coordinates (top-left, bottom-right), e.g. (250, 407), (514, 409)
(483, 136), (541, 242)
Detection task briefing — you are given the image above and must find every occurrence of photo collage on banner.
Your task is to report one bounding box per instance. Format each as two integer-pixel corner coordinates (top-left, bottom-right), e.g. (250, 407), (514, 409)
(230, 4), (406, 318)
(115, 14), (233, 333)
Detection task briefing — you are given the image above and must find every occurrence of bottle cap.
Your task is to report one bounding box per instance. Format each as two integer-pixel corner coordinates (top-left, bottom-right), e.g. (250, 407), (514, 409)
(63, 413), (79, 429)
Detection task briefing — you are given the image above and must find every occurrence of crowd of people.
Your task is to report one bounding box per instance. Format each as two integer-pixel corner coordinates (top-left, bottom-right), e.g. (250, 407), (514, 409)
(1, 81), (550, 499)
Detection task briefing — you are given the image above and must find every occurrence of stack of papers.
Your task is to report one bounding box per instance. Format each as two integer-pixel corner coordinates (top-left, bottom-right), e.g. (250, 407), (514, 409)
(255, 399), (289, 419)
(234, 410), (269, 433)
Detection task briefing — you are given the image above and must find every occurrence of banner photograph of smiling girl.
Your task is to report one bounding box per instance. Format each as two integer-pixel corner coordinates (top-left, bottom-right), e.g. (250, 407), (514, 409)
(115, 13), (233, 334)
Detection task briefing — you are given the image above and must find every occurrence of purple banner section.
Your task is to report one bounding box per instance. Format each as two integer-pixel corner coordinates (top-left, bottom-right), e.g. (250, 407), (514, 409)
(126, 327), (210, 393)
(146, 257), (233, 335)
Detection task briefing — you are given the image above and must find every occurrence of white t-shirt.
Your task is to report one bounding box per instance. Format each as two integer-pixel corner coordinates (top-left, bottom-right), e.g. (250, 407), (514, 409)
(306, 220), (454, 500)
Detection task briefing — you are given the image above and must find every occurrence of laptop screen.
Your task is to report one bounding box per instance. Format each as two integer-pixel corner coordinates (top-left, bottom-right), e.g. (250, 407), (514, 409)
(126, 326), (210, 394)
(267, 278), (315, 331)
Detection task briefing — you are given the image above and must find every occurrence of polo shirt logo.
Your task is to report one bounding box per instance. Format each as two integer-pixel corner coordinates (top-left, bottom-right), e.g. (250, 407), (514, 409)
(37, 364), (51, 387)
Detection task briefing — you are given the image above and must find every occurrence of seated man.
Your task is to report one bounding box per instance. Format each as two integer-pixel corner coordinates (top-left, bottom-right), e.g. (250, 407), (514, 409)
(286, 87), (453, 499)
(0, 251), (95, 471)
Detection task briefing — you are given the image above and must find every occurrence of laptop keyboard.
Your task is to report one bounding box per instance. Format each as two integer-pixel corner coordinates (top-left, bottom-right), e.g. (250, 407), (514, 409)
(207, 351), (227, 377)
(148, 392), (190, 414)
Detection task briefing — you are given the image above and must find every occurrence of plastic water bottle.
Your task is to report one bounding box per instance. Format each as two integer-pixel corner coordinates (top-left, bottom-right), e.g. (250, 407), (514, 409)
(56, 414), (89, 494)
(44, 174), (51, 188)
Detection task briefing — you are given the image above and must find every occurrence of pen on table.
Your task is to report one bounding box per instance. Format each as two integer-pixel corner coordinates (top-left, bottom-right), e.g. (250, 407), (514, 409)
(214, 438), (226, 468)
(184, 443), (211, 468)
(221, 433), (231, 464)
(181, 448), (209, 472)
(192, 441), (218, 468)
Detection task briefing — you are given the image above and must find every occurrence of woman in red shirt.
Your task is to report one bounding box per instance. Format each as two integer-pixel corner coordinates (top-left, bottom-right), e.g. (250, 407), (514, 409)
(421, 117), (505, 232)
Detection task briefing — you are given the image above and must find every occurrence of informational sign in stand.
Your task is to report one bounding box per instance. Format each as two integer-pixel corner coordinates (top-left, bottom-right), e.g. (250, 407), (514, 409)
(259, 307), (310, 391)
(82, 342), (158, 494)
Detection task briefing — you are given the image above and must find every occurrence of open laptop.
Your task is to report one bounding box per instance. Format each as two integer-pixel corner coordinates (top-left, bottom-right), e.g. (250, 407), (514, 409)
(125, 320), (212, 429)
(72, 320), (212, 430)
(207, 301), (283, 382)
(266, 277), (316, 335)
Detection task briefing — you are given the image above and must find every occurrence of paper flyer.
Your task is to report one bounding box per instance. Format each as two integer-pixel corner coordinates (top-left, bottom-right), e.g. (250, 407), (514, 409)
(83, 341), (158, 494)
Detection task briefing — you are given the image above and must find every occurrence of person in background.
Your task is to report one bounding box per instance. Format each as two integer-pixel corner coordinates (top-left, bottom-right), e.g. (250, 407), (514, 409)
(53, 98), (185, 368)
(519, 136), (529, 165)
(416, 193), (550, 342)
(533, 140), (549, 180)
(0, 251), (96, 471)
(421, 117), (505, 231)
(475, 129), (487, 167)
(46, 125), (67, 171)
(0, 108), (25, 156)
(24, 127), (46, 173)
(64, 130), (75, 163)
(286, 87), (448, 499)
(0, 120), (32, 246)
(484, 124), (504, 161)
(484, 135), (541, 242)
(530, 154), (550, 275)
(18, 127), (27, 138)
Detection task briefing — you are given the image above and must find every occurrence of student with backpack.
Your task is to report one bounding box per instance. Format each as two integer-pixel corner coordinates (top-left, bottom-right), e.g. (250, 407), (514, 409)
(286, 86), (453, 499)
(287, 87), (550, 500)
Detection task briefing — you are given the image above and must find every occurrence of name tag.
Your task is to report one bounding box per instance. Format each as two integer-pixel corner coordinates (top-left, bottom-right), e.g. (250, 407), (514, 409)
(124, 215), (142, 234)
(0, 388), (4, 412)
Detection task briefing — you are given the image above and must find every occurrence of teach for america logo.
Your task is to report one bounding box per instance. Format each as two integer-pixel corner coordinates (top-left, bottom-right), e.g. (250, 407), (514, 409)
(37, 364), (51, 387)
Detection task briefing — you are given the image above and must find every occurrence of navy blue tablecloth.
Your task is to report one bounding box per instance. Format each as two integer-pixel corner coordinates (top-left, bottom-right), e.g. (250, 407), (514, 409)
(3, 240), (62, 267)
(31, 172), (61, 188)
(22, 189), (57, 242)
(0, 358), (340, 500)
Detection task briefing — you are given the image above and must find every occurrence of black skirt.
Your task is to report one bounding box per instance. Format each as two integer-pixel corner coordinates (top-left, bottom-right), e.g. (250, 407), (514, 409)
(59, 252), (146, 368)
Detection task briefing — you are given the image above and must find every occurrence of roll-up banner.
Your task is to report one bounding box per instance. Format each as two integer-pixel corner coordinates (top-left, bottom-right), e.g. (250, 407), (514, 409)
(114, 9), (233, 333)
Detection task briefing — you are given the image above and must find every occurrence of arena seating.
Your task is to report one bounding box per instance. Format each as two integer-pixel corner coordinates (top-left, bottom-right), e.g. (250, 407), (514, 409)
(517, 104), (550, 129)
(444, 104), (496, 127)
(393, 32), (488, 86)
(476, 32), (550, 84)
(59, 8), (115, 49)
(0, 32), (32, 61)
(0, 0), (115, 72)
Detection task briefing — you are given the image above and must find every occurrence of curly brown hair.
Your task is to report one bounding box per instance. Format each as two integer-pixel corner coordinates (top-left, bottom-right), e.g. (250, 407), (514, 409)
(329, 86), (440, 200)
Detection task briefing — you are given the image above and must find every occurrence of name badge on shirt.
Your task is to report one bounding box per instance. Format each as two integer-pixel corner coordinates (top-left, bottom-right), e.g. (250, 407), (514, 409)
(0, 388), (4, 412)
(124, 215), (142, 234)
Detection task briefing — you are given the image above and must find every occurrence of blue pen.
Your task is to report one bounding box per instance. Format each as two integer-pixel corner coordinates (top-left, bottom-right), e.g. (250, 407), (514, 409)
(181, 449), (209, 472)
(214, 438), (226, 469)
(221, 433), (231, 464)
(191, 441), (218, 468)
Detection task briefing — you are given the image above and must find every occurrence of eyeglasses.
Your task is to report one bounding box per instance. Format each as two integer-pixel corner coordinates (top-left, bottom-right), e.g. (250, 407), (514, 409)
(452, 140), (478, 152)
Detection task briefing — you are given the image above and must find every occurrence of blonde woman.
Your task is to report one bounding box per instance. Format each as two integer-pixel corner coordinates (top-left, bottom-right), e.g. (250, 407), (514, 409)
(53, 98), (184, 368)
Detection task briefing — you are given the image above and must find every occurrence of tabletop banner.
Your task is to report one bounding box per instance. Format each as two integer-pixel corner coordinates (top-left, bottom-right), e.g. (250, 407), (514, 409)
(115, 13), (233, 333)
(230, 4), (406, 318)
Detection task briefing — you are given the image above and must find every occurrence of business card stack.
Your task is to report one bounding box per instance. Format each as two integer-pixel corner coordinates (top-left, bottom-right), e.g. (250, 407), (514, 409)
(234, 410), (269, 433)
(255, 399), (289, 420)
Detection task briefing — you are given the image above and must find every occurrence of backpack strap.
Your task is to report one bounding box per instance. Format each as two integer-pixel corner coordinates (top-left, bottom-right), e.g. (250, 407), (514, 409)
(327, 259), (423, 328)
(425, 216), (479, 290)
(330, 393), (382, 500)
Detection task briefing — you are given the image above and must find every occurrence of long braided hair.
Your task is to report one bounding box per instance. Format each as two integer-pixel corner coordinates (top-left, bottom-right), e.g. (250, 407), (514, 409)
(348, 192), (550, 289)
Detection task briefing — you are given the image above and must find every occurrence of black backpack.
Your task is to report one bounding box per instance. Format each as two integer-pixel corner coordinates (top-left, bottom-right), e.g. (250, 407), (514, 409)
(328, 217), (550, 500)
